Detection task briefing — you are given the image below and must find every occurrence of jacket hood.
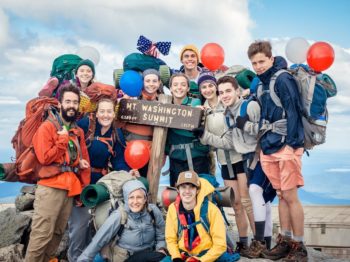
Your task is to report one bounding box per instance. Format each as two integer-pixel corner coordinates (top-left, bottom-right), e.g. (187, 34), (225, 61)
(122, 179), (147, 212)
(195, 178), (215, 207)
(258, 56), (288, 85)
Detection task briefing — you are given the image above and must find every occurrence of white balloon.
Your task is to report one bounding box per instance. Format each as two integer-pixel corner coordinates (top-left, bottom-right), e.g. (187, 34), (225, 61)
(285, 37), (310, 64)
(76, 46), (100, 66)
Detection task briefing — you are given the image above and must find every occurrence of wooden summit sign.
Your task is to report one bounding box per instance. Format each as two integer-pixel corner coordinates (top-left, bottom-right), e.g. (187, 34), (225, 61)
(117, 99), (203, 130)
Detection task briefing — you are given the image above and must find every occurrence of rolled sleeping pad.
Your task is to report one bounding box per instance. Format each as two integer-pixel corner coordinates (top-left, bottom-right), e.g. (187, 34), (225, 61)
(137, 176), (150, 192)
(319, 73), (337, 98)
(0, 163), (18, 182)
(113, 68), (124, 89)
(235, 69), (256, 89)
(161, 186), (234, 210)
(81, 184), (110, 208)
(210, 186), (235, 207)
(162, 187), (178, 210)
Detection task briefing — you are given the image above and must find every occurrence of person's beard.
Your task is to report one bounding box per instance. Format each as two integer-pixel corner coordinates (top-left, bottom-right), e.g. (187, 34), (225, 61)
(61, 106), (78, 122)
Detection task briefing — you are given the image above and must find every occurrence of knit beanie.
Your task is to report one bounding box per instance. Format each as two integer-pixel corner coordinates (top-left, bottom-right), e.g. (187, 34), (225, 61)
(142, 69), (160, 79)
(198, 71), (217, 88)
(180, 44), (200, 61)
(76, 59), (95, 77)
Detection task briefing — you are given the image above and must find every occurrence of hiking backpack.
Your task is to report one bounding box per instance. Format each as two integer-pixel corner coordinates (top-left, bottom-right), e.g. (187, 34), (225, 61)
(50, 54), (83, 84)
(257, 65), (337, 150)
(215, 65), (256, 90)
(90, 171), (156, 260)
(11, 97), (62, 183)
(175, 174), (235, 251)
(113, 53), (171, 88)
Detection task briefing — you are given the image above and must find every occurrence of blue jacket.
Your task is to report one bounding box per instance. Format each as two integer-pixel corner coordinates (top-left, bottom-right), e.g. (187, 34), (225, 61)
(258, 56), (304, 154)
(78, 116), (130, 183)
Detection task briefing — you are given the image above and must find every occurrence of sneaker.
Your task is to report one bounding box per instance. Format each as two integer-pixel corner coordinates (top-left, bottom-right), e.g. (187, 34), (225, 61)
(245, 239), (267, 258)
(235, 241), (249, 257)
(261, 233), (291, 260)
(282, 240), (308, 262)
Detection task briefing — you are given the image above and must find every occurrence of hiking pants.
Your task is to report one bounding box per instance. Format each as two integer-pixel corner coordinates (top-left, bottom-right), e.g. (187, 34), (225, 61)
(68, 205), (92, 261)
(25, 185), (73, 262)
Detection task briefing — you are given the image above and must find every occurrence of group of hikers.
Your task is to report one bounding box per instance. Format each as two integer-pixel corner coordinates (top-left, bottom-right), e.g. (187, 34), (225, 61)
(4, 39), (311, 262)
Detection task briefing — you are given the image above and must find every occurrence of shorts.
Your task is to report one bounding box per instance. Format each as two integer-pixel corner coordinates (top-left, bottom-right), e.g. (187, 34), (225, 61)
(169, 156), (210, 187)
(260, 145), (304, 191)
(248, 161), (276, 203)
(221, 161), (245, 180)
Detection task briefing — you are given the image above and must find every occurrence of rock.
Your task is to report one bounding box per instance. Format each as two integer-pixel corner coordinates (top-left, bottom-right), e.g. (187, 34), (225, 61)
(0, 208), (31, 248)
(15, 185), (36, 212)
(55, 230), (69, 260)
(0, 243), (24, 261)
(15, 193), (35, 212)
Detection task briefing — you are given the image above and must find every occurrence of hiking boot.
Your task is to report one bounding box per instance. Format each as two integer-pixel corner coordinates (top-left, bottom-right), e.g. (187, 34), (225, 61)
(235, 241), (249, 257)
(261, 233), (291, 260)
(282, 240), (308, 262)
(245, 239), (267, 258)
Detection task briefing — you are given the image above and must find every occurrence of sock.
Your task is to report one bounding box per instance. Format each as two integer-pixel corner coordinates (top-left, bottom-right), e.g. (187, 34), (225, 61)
(264, 236), (272, 249)
(239, 237), (248, 246)
(281, 229), (292, 239)
(254, 221), (265, 242)
(293, 235), (304, 242)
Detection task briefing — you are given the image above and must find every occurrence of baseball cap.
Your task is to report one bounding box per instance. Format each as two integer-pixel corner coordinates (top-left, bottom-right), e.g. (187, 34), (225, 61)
(176, 170), (200, 188)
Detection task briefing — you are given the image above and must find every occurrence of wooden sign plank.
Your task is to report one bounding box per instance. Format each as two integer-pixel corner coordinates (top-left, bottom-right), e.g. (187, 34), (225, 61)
(147, 94), (173, 204)
(117, 99), (202, 130)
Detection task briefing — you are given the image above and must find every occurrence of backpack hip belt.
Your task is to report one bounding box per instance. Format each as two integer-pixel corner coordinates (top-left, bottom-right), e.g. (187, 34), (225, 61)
(259, 119), (288, 137)
(60, 165), (79, 174)
(169, 143), (194, 171)
(91, 167), (108, 175)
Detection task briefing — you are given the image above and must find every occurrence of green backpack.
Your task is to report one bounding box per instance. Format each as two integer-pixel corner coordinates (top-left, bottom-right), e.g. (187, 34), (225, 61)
(50, 54), (82, 84)
(114, 53), (171, 88)
(215, 65), (256, 90)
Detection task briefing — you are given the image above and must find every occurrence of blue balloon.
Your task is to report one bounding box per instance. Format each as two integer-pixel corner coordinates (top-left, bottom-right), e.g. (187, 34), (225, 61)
(119, 70), (143, 97)
(249, 76), (260, 94)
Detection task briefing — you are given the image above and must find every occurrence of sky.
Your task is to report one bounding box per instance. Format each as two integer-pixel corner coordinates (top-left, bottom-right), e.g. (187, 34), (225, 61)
(0, 0), (349, 201)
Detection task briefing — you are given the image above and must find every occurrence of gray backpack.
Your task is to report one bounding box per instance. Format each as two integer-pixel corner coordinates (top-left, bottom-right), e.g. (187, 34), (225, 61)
(257, 66), (336, 150)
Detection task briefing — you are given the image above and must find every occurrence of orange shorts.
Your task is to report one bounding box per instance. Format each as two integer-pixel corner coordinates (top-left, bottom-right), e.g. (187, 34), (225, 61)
(260, 145), (304, 191)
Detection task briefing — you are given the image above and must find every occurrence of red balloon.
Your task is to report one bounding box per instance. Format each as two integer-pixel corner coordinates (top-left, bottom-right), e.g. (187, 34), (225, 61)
(124, 140), (150, 169)
(200, 43), (225, 71)
(307, 42), (335, 72)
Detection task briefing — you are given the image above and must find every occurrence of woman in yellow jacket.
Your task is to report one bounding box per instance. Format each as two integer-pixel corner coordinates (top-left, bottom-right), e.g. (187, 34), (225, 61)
(163, 171), (239, 262)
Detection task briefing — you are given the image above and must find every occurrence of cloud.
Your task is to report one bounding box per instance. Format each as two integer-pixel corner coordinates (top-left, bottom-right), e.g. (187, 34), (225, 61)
(325, 168), (350, 173)
(0, 8), (10, 47)
(0, 1), (349, 154)
(0, 0), (255, 150)
(0, 96), (21, 105)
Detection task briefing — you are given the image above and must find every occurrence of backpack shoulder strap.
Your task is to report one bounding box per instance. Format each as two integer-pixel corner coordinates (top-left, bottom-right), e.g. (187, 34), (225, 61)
(85, 113), (96, 147)
(199, 197), (210, 233)
(46, 108), (63, 131)
(115, 205), (128, 238)
(268, 69), (289, 109)
(115, 128), (126, 148)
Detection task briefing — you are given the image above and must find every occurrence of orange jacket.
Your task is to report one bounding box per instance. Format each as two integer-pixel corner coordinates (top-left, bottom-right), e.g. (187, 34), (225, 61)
(32, 120), (90, 196)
